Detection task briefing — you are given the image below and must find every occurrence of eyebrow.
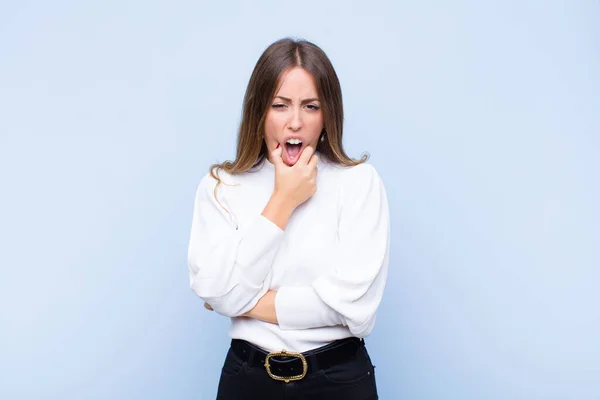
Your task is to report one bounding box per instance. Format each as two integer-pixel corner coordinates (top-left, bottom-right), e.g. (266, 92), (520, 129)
(274, 96), (320, 104)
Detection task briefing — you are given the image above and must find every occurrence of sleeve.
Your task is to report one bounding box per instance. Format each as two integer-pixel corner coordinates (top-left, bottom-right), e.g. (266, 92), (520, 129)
(187, 173), (284, 317)
(275, 164), (390, 337)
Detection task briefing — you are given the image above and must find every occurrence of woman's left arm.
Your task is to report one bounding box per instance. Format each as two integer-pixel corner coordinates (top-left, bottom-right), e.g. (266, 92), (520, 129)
(246, 164), (390, 337)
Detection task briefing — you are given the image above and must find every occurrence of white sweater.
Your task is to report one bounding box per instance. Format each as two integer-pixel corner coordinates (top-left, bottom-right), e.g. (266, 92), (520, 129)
(187, 154), (390, 353)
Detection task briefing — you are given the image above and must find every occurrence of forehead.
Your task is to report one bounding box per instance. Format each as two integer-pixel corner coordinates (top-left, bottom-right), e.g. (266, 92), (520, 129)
(275, 67), (319, 97)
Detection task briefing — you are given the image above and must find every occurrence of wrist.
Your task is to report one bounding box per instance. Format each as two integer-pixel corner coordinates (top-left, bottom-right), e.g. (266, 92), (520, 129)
(262, 193), (295, 230)
(270, 191), (296, 212)
(247, 290), (278, 324)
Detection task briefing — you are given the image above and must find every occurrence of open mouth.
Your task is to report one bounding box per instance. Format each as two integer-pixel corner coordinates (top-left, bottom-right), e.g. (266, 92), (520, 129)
(283, 138), (303, 165)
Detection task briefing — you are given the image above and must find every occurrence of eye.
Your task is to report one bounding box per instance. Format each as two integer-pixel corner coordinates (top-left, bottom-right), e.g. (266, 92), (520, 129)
(271, 104), (286, 109)
(306, 104), (320, 111)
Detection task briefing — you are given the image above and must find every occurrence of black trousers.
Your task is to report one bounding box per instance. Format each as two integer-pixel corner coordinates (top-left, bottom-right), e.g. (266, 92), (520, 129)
(216, 339), (378, 399)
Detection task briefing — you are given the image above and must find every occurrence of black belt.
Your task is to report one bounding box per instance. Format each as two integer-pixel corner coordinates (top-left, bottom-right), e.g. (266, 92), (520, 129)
(230, 337), (364, 382)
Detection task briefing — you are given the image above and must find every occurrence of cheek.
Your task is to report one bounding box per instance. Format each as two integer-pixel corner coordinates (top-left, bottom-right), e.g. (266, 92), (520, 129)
(264, 113), (284, 138)
(306, 116), (324, 143)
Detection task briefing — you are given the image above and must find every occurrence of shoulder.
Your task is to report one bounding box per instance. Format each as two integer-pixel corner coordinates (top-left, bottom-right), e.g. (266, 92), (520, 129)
(327, 161), (384, 189)
(319, 159), (386, 204)
(345, 162), (381, 180)
(196, 168), (237, 197)
(330, 161), (389, 212)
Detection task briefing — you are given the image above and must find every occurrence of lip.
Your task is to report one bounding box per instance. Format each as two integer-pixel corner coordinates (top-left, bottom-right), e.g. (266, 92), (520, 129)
(282, 135), (304, 144)
(281, 136), (305, 166)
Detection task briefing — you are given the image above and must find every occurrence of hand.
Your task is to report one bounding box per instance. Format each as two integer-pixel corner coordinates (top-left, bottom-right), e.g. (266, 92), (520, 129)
(271, 144), (318, 210)
(241, 290), (278, 324)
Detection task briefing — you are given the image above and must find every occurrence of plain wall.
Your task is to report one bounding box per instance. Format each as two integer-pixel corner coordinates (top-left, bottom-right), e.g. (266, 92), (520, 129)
(1, 1), (599, 398)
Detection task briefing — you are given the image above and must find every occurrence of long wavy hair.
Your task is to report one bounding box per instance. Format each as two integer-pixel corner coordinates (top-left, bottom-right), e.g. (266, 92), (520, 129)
(210, 37), (367, 186)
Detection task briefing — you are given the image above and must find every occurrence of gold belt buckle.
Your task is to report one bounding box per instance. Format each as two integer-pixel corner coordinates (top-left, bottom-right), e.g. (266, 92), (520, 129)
(264, 349), (308, 383)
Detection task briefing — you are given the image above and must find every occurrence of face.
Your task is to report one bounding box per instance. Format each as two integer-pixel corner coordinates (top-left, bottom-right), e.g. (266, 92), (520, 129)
(264, 67), (324, 166)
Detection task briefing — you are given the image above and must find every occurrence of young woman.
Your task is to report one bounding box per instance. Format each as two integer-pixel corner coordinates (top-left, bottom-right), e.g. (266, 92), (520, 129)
(187, 37), (390, 399)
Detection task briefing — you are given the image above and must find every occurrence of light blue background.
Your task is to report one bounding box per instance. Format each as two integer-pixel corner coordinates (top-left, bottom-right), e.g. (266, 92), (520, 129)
(1, 1), (598, 399)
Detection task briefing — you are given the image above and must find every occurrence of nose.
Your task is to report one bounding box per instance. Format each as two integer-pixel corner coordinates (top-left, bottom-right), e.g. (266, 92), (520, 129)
(288, 108), (303, 131)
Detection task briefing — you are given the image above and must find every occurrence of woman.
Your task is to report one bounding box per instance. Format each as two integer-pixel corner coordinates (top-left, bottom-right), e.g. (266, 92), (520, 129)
(187, 37), (390, 399)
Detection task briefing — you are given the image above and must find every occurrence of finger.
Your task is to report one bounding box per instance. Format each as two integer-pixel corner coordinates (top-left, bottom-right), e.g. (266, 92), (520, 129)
(298, 145), (314, 165)
(271, 143), (285, 167)
(308, 153), (319, 170)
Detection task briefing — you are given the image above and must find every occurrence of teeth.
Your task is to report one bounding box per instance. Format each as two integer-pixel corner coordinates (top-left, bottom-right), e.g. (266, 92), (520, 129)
(286, 138), (302, 145)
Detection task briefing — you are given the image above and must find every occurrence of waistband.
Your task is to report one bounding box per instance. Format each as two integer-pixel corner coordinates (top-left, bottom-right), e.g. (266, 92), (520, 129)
(230, 337), (364, 381)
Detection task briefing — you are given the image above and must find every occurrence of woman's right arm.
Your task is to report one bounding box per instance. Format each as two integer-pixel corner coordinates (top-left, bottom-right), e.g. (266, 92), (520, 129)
(190, 146), (318, 317)
(187, 174), (285, 317)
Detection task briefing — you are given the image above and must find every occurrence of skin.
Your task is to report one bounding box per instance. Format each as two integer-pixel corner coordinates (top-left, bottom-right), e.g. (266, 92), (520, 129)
(204, 67), (323, 324)
(264, 66), (324, 167)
